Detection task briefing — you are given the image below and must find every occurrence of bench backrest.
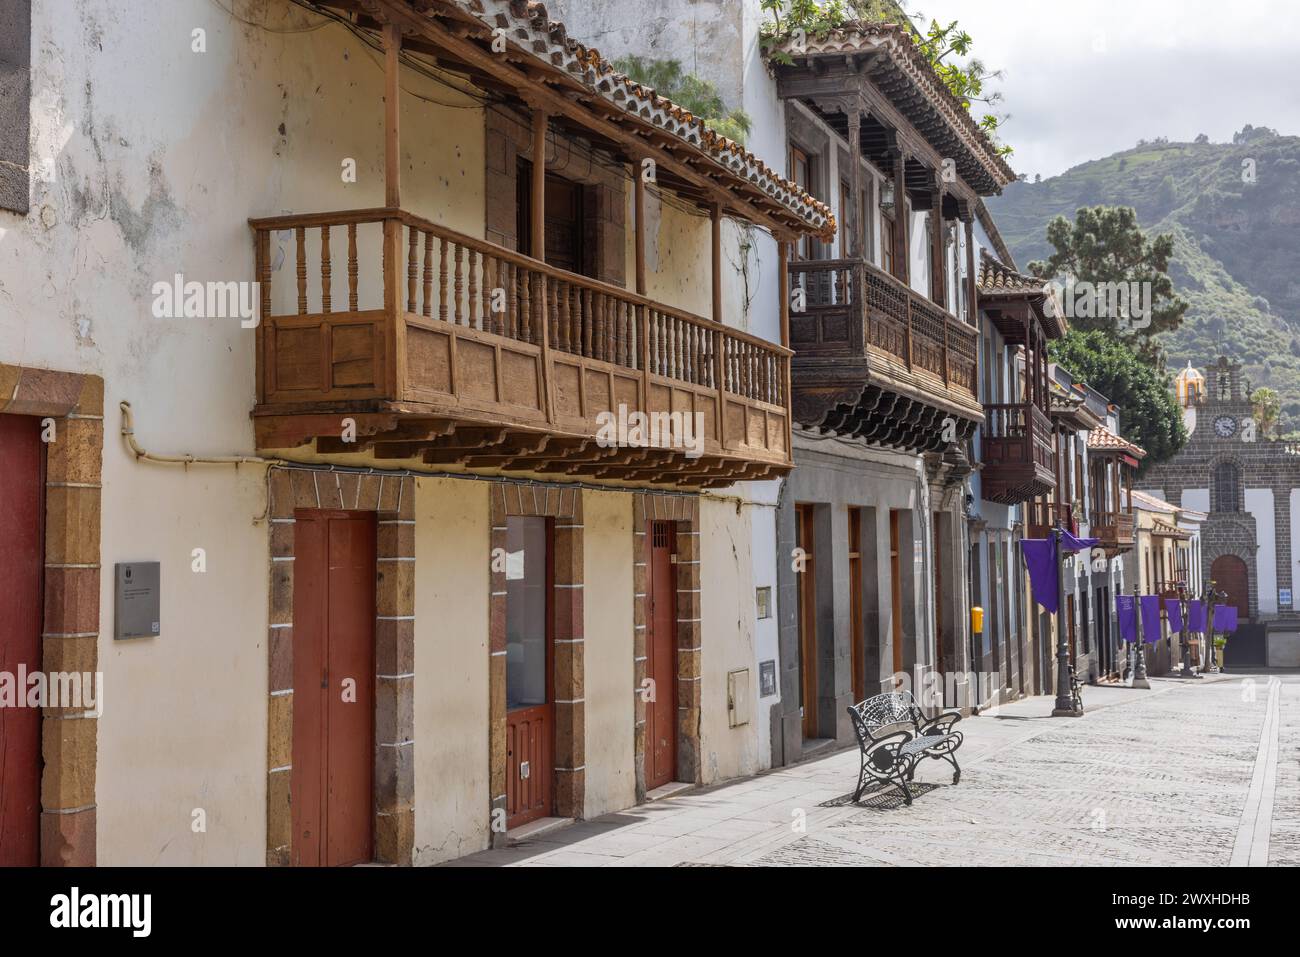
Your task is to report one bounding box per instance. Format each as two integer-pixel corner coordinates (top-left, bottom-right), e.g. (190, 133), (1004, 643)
(847, 691), (922, 741)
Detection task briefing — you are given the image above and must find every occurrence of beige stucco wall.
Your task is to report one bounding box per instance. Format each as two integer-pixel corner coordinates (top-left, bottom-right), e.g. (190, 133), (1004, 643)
(628, 190), (763, 329)
(2, 0), (796, 864)
(698, 496), (762, 784)
(413, 477), (491, 865)
(0, 1), (486, 865)
(95, 462), (269, 865)
(580, 490), (636, 817)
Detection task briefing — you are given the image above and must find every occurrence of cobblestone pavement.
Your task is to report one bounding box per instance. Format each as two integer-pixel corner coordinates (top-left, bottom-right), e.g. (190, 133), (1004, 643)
(451, 673), (1300, 867)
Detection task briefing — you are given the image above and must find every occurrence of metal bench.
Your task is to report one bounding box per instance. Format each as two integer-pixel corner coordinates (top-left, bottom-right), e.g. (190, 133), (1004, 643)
(846, 691), (964, 805)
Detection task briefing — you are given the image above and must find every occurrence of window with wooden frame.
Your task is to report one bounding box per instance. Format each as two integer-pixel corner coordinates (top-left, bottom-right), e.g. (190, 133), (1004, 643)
(839, 181), (853, 259)
(516, 158), (592, 278)
(862, 178), (875, 264)
(880, 206), (895, 276)
(789, 145), (815, 260)
(949, 222), (962, 315)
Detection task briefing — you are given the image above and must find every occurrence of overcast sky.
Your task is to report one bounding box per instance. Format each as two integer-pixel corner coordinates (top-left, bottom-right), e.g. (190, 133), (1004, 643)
(907, 0), (1300, 178)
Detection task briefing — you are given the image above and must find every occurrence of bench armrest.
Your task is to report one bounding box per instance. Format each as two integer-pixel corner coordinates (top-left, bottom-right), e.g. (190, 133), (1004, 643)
(863, 727), (914, 770)
(917, 709), (962, 737)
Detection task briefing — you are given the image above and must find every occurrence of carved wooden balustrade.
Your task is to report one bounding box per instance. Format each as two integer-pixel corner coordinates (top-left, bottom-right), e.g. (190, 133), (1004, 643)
(1025, 501), (1077, 540)
(249, 208), (792, 486)
(980, 402), (1057, 505)
(786, 258), (979, 398)
(1091, 509), (1136, 550)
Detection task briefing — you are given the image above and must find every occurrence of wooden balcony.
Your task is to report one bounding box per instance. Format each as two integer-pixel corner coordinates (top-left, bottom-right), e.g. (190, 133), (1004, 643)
(786, 258), (981, 450)
(248, 209), (792, 487)
(1156, 580), (1187, 600)
(980, 403), (1057, 505)
(1026, 501), (1077, 540)
(1091, 510), (1136, 551)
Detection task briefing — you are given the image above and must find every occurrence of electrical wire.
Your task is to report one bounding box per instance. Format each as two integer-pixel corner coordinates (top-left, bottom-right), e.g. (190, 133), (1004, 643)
(208, 0), (496, 109)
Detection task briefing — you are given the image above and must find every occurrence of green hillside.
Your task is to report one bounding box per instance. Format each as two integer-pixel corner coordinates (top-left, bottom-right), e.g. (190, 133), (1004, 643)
(986, 127), (1300, 431)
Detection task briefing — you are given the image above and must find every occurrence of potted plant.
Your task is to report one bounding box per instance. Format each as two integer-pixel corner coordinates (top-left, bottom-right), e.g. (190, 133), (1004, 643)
(1214, 635), (1227, 669)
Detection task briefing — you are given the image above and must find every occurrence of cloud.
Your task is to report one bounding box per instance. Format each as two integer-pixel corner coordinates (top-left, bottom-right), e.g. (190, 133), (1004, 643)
(910, 0), (1300, 177)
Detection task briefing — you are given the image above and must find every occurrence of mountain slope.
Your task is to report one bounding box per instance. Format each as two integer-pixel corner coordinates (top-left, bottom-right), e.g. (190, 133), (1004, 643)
(986, 128), (1300, 430)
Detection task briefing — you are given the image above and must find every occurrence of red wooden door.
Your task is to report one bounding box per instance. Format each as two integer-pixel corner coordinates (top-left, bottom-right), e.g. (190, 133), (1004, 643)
(1211, 555), (1250, 621)
(0, 415), (43, 866)
(292, 510), (375, 867)
(505, 517), (554, 829)
(797, 504), (819, 735)
(646, 521), (678, 791)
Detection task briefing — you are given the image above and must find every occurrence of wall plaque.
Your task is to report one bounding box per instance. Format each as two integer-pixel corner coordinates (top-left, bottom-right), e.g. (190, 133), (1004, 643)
(115, 562), (160, 640)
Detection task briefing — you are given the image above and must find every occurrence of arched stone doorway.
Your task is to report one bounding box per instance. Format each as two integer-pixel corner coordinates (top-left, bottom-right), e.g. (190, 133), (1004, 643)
(1210, 554), (1250, 621)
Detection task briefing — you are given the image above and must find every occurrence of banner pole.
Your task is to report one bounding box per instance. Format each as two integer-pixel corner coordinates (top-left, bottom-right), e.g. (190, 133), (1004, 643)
(1131, 584), (1150, 689)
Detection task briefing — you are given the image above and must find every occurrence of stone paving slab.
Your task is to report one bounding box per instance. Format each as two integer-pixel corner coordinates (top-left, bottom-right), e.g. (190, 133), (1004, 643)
(449, 674), (1298, 867)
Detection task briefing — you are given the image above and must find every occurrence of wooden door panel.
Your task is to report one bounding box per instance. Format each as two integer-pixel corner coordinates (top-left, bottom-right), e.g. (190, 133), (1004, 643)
(291, 514), (327, 867)
(506, 704), (551, 827)
(325, 515), (375, 867)
(646, 521), (677, 791)
(0, 415), (43, 866)
(849, 509), (864, 704)
(889, 511), (904, 682)
(292, 510), (375, 867)
(1211, 555), (1250, 620)
(797, 505), (818, 738)
(544, 176), (584, 275)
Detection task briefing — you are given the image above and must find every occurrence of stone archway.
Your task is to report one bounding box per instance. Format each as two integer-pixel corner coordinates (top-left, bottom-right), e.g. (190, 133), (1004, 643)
(1210, 554), (1250, 621)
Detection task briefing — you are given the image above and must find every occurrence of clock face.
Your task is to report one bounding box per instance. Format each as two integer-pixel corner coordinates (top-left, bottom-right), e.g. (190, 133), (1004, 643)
(1214, 415), (1237, 438)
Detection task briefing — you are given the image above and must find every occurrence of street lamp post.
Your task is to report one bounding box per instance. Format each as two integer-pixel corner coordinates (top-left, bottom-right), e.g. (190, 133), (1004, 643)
(1177, 582), (1199, 678)
(1052, 528), (1082, 716)
(1129, 583), (1150, 689)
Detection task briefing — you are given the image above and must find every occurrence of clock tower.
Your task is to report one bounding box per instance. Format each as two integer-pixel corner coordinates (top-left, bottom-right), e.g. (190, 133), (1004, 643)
(1142, 354), (1300, 624)
(1198, 356), (1251, 440)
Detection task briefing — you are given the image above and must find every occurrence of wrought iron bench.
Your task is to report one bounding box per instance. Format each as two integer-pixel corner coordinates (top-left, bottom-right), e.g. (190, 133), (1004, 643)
(846, 691), (964, 805)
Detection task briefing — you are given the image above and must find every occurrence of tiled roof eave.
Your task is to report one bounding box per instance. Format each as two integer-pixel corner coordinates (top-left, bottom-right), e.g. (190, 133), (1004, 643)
(769, 22), (1015, 192)
(1087, 427), (1147, 459)
(430, 0), (834, 238)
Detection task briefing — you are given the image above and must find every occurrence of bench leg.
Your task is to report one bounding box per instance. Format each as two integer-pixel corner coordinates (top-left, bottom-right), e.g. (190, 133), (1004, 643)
(938, 750), (960, 785)
(896, 772), (913, 806)
(893, 757), (915, 805)
(853, 752), (870, 802)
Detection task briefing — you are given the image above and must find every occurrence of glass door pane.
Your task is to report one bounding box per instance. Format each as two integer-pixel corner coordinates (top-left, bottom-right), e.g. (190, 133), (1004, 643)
(506, 516), (550, 710)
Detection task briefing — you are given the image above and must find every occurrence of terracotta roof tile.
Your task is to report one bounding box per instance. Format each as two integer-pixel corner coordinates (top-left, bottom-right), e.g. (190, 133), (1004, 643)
(977, 249), (1046, 294)
(434, 0), (835, 238)
(1087, 426), (1147, 459)
(768, 21), (1015, 191)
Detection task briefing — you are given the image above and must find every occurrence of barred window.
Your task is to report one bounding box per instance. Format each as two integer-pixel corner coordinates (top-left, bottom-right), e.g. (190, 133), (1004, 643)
(1213, 462), (1240, 512)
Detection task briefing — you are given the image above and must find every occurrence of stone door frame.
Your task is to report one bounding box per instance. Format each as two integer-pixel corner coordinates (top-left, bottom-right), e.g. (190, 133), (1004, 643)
(0, 363), (103, 866)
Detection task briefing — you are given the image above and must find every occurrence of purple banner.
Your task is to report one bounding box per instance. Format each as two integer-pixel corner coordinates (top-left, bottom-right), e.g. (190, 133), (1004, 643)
(1165, 598), (1183, 634)
(1213, 604), (1239, 633)
(1060, 528), (1101, 554)
(1187, 600), (1207, 634)
(1139, 595), (1162, 644)
(1021, 537), (1059, 615)
(1116, 594), (1138, 643)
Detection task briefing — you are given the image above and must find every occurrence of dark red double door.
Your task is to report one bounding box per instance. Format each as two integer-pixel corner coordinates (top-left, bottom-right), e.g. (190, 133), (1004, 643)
(292, 510), (376, 867)
(0, 415), (43, 866)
